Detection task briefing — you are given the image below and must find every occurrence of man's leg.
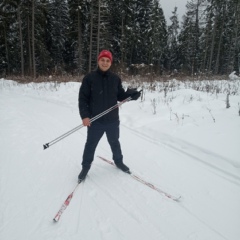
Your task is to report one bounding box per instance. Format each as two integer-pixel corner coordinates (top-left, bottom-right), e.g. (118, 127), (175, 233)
(105, 121), (123, 163)
(80, 122), (104, 179)
(106, 121), (130, 173)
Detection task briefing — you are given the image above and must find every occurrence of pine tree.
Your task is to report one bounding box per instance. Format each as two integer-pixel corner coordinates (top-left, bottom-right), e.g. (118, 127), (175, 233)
(167, 6), (180, 73)
(34, 0), (51, 76)
(178, 0), (204, 75)
(0, 0), (19, 76)
(150, 0), (168, 74)
(200, 0), (240, 75)
(68, 0), (85, 75)
(16, 0), (24, 77)
(1, 0), (238, 78)
(48, 0), (70, 74)
(224, 0), (240, 74)
(107, 0), (127, 68)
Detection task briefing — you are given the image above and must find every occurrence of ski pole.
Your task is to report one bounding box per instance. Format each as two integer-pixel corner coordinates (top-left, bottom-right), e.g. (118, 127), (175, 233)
(43, 96), (132, 150)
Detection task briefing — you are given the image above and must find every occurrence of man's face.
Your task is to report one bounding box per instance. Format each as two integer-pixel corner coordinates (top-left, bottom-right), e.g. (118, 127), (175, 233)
(98, 57), (112, 72)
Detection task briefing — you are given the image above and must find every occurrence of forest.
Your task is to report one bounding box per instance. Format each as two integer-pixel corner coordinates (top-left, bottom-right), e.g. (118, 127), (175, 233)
(0, 0), (239, 81)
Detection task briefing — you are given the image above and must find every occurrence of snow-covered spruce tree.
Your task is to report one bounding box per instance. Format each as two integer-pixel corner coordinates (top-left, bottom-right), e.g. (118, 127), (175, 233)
(202, 0), (228, 75)
(178, 14), (195, 74)
(88, 0), (99, 71)
(0, 4), (5, 76)
(224, 0), (240, 75)
(82, 0), (112, 72)
(0, 0), (20, 76)
(16, 0), (24, 77)
(178, 0), (204, 76)
(113, 0), (167, 75)
(22, 0), (52, 78)
(3, 0), (53, 78)
(68, 0), (88, 75)
(199, 1), (213, 75)
(149, 0), (167, 75)
(34, 0), (53, 76)
(106, 0), (128, 69)
(17, 0), (33, 76)
(123, 0), (155, 66)
(48, 0), (70, 75)
(200, 0), (240, 75)
(97, 1), (112, 52)
(167, 6), (180, 74)
(68, 0), (116, 74)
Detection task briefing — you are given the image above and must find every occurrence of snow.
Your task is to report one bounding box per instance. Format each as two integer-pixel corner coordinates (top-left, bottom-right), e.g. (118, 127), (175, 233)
(229, 71), (240, 80)
(0, 78), (240, 240)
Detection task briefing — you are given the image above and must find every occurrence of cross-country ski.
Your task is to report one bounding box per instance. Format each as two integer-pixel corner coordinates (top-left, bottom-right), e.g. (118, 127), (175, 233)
(98, 156), (181, 201)
(53, 183), (81, 222)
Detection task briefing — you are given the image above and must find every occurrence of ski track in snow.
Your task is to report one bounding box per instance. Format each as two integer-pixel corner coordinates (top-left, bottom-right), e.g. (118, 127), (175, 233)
(1, 79), (240, 240)
(108, 131), (237, 240)
(121, 124), (240, 186)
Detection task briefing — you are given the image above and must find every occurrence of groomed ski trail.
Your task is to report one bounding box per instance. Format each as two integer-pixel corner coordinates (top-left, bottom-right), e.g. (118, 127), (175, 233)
(1, 81), (239, 240)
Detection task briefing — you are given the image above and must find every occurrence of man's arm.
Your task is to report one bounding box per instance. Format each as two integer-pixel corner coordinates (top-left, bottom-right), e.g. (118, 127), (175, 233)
(79, 76), (91, 121)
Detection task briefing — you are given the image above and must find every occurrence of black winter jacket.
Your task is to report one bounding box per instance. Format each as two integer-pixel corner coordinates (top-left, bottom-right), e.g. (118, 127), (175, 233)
(79, 68), (129, 123)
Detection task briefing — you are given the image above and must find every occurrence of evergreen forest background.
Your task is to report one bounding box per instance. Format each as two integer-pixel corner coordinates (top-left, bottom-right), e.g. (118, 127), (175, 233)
(0, 0), (239, 81)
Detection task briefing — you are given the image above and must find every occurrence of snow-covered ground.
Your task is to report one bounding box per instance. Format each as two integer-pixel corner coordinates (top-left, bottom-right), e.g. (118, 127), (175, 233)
(0, 78), (240, 240)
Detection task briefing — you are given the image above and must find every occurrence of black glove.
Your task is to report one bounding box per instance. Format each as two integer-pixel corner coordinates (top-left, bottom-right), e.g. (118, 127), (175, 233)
(126, 88), (141, 101)
(131, 91), (141, 100)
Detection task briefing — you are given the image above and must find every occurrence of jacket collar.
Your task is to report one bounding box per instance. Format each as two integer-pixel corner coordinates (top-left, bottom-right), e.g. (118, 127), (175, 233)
(97, 67), (110, 76)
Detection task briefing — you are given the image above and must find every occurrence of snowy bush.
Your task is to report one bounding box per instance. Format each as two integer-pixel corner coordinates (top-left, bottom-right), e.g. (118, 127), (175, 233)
(229, 71), (240, 80)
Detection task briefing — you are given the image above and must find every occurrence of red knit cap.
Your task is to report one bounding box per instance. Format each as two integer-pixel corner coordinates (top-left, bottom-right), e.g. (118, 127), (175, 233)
(98, 50), (113, 63)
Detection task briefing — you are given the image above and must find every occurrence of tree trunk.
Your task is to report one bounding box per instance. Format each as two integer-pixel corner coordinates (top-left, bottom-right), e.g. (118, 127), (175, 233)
(224, 1), (240, 74)
(17, 4), (24, 77)
(77, 1), (82, 76)
(32, 0), (36, 80)
(88, 1), (93, 72)
(27, 15), (32, 76)
(120, 13), (124, 67)
(208, 14), (217, 74)
(97, 0), (100, 55)
(201, 17), (211, 74)
(230, 1), (240, 72)
(3, 23), (10, 76)
(194, 0), (200, 73)
(214, 10), (224, 74)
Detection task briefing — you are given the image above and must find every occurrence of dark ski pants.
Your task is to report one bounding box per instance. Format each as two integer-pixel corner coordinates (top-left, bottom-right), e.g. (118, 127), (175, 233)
(81, 120), (123, 169)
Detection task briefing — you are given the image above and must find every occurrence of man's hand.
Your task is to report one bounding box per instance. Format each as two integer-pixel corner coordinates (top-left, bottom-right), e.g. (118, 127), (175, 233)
(131, 91), (141, 100)
(126, 88), (142, 101)
(82, 118), (91, 126)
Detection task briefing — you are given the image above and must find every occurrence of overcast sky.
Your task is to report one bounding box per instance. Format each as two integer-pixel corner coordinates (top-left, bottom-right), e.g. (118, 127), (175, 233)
(160, 0), (189, 25)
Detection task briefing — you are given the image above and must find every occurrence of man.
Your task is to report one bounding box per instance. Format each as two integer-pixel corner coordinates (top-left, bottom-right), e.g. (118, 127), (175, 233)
(78, 50), (140, 182)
